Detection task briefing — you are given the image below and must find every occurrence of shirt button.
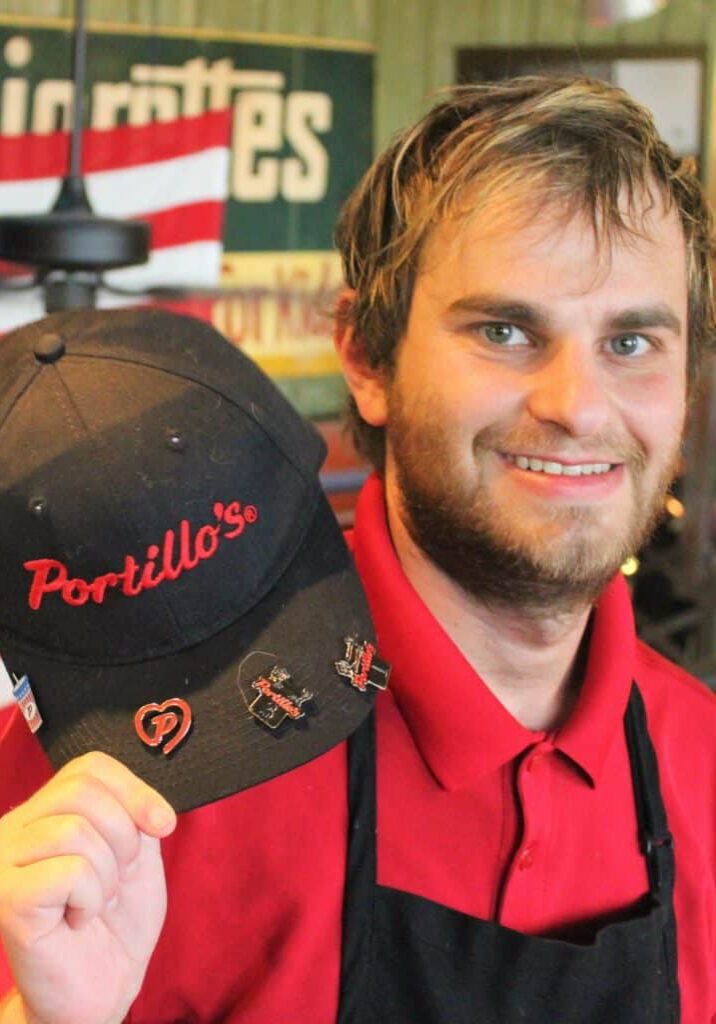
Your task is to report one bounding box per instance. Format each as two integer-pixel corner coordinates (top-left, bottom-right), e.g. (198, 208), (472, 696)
(517, 845), (536, 870)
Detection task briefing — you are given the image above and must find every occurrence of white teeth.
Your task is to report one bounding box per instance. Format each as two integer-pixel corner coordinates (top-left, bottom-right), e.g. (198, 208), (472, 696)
(507, 455), (612, 476)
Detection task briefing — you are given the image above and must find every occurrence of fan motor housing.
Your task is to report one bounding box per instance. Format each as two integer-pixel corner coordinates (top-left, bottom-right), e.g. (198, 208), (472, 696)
(0, 212), (150, 272)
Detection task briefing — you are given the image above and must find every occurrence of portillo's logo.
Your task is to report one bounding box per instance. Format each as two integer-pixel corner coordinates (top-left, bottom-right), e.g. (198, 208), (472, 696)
(23, 499), (258, 611)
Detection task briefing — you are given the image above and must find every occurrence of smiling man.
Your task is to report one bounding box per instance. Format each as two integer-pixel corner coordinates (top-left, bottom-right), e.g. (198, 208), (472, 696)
(333, 76), (716, 1019)
(338, 189), (691, 733)
(1, 76), (716, 1024)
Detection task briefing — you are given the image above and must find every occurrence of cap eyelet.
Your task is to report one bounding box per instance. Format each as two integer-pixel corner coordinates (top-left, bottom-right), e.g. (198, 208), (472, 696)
(28, 495), (48, 516)
(165, 428), (187, 452)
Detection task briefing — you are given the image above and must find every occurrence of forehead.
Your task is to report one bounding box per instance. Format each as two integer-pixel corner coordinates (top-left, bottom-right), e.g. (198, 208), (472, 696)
(417, 187), (688, 306)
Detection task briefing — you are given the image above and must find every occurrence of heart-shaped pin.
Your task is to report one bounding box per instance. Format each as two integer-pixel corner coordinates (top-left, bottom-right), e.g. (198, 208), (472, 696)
(134, 698), (192, 755)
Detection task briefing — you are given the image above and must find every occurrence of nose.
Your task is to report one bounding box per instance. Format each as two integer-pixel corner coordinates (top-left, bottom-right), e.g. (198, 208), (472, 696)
(525, 342), (612, 438)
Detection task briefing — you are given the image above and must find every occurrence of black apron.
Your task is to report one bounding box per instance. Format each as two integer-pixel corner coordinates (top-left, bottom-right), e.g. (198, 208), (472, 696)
(337, 682), (680, 1023)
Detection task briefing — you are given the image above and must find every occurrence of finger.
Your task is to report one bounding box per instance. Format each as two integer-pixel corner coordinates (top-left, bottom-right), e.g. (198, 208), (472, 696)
(4, 814), (120, 908)
(61, 752), (176, 838)
(0, 855), (106, 945)
(4, 753), (176, 870)
(3, 775), (145, 874)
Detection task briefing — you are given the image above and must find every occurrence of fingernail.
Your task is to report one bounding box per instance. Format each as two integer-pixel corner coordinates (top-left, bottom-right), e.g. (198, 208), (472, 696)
(149, 799), (176, 833)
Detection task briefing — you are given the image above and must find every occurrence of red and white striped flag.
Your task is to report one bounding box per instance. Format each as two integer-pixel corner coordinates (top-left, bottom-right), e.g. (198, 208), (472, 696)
(0, 108), (231, 331)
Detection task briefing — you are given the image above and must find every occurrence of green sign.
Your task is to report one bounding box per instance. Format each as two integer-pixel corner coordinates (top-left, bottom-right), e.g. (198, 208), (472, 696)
(0, 21), (374, 417)
(0, 22), (373, 252)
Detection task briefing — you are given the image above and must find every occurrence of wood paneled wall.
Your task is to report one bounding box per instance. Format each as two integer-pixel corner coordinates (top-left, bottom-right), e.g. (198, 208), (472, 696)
(376, 0), (714, 157)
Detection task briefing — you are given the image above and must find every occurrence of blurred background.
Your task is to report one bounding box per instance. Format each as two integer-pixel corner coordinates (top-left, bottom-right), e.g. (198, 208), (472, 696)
(1, 0), (716, 705)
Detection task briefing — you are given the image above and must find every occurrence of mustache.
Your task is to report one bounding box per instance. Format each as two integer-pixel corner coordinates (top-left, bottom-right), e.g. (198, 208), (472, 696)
(472, 424), (648, 470)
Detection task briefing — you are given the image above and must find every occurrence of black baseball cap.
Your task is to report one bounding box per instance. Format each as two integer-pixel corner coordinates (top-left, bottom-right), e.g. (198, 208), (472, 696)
(0, 308), (388, 812)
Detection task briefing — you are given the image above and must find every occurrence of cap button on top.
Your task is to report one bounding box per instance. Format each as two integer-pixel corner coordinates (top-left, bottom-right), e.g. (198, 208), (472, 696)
(34, 332), (66, 364)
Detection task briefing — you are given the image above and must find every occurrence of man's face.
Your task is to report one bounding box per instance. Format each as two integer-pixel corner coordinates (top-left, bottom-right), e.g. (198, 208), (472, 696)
(381, 195), (689, 609)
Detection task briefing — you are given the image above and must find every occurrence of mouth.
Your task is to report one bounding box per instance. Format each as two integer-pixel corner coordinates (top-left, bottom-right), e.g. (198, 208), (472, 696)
(501, 453), (618, 477)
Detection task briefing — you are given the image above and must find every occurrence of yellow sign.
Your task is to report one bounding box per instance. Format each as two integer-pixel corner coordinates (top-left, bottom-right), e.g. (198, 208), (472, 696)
(214, 251), (343, 379)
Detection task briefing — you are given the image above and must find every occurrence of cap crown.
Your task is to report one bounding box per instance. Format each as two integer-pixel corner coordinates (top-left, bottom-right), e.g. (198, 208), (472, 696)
(0, 309), (326, 665)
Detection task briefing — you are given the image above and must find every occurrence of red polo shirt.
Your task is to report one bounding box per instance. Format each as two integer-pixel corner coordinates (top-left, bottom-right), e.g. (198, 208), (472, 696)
(1, 474), (716, 1022)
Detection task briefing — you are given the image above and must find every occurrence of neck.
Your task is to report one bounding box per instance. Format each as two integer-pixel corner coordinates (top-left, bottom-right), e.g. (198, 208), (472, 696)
(386, 500), (593, 733)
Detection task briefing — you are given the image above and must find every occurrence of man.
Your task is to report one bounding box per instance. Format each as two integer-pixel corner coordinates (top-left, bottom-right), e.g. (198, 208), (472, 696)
(1, 75), (716, 1023)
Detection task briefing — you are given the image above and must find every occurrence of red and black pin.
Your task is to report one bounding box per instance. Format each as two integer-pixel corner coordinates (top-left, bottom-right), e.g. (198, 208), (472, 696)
(335, 637), (390, 692)
(248, 665), (314, 731)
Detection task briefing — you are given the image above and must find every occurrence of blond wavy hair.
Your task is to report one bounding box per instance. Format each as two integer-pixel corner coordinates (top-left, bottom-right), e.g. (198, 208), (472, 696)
(335, 76), (716, 472)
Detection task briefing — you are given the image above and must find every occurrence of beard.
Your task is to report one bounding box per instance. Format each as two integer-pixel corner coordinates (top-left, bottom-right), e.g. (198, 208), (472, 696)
(387, 390), (681, 616)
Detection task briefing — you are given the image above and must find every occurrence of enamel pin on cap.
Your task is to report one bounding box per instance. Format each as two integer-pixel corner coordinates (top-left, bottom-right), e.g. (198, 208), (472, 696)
(0, 654), (43, 735)
(135, 698), (193, 755)
(335, 637), (390, 692)
(248, 665), (314, 731)
(237, 649), (318, 733)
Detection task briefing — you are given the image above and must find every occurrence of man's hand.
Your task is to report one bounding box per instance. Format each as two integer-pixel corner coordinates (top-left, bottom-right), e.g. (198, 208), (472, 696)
(0, 752), (176, 1024)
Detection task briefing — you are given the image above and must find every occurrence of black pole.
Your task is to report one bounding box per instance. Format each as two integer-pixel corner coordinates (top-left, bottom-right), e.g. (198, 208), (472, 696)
(69, 0), (86, 182)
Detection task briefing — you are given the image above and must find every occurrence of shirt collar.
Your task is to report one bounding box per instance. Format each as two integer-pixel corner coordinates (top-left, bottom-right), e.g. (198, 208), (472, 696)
(350, 474), (635, 790)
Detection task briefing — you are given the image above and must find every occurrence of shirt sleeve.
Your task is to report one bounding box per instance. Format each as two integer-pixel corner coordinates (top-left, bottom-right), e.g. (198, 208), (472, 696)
(0, 706), (53, 817)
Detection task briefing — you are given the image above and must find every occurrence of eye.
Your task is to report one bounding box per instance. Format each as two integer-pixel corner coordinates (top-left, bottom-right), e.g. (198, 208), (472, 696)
(481, 323), (529, 346)
(608, 333), (651, 357)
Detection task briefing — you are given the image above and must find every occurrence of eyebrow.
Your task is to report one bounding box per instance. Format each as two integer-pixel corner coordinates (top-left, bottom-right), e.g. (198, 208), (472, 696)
(608, 307), (683, 335)
(447, 294), (683, 336)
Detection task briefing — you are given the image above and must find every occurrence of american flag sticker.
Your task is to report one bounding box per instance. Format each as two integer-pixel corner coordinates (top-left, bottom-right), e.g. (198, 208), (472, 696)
(0, 655), (43, 733)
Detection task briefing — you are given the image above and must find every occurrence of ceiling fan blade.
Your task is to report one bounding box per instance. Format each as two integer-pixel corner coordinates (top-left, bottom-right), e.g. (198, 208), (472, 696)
(0, 266), (41, 292)
(98, 280), (309, 302)
(0, 279), (41, 293)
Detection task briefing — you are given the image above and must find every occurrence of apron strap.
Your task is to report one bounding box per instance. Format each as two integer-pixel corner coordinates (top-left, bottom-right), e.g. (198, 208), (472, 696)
(338, 710), (377, 1024)
(624, 682), (674, 897)
(624, 681), (680, 1021)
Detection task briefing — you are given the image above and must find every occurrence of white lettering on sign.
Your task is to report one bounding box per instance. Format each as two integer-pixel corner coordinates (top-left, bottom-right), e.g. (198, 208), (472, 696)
(232, 90), (283, 201)
(0, 35), (333, 204)
(283, 92), (331, 201)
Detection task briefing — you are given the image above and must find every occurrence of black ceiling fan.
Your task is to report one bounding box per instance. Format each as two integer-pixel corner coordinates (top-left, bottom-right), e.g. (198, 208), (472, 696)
(0, 0), (243, 314)
(0, 0), (151, 312)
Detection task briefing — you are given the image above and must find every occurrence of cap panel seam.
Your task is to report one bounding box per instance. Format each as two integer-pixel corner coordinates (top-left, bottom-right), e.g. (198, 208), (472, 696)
(51, 361), (187, 641)
(0, 356), (42, 433)
(64, 349), (323, 481)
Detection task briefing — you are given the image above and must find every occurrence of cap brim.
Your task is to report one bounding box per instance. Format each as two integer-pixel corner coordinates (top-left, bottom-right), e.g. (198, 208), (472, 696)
(1, 492), (379, 812)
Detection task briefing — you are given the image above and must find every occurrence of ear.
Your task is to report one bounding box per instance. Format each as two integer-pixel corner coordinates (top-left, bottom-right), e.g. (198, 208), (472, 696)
(334, 289), (389, 428)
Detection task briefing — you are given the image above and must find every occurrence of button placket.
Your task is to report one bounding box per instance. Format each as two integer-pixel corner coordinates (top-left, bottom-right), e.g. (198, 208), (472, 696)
(498, 740), (555, 929)
(516, 844), (536, 870)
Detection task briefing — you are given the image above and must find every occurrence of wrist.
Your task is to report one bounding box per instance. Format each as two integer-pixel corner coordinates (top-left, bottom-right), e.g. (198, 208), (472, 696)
(0, 991), (31, 1024)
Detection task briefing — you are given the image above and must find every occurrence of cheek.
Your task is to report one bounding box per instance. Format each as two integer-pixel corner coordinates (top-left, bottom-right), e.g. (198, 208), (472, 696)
(619, 371), (686, 451)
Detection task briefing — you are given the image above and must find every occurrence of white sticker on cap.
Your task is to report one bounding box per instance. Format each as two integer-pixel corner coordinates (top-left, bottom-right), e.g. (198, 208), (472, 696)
(0, 654), (43, 733)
